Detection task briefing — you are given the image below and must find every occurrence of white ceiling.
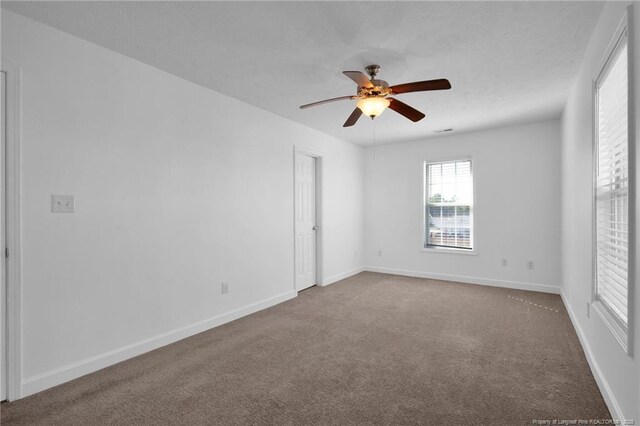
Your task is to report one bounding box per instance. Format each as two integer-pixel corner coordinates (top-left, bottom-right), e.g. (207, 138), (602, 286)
(3, 1), (604, 146)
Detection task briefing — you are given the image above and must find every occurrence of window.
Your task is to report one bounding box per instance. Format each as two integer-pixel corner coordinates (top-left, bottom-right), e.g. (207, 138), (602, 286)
(424, 159), (473, 251)
(593, 24), (631, 351)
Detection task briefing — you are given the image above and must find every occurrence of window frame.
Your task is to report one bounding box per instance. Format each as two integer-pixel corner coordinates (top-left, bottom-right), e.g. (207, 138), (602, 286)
(591, 10), (635, 356)
(422, 157), (475, 254)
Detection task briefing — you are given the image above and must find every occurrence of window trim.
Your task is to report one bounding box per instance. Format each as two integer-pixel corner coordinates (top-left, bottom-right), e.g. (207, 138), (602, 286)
(591, 9), (635, 357)
(422, 156), (475, 254)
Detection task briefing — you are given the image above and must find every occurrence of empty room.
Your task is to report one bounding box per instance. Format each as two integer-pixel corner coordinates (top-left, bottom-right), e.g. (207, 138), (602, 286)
(0, 1), (638, 425)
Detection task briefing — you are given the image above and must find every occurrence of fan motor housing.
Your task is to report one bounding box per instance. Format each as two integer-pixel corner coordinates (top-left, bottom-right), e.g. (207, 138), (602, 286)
(358, 79), (391, 97)
(371, 79), (389, 88)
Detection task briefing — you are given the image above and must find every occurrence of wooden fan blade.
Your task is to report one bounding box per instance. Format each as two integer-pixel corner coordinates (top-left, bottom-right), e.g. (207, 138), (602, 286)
(390, 78), (451, 95)
(343, 107), (363, 127)
(300, 95), (354, 109)
(343, 71), (373, 88)
(388, 98), (426, 122)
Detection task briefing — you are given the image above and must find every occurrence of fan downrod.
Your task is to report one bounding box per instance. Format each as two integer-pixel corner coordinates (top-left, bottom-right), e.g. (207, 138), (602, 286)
(365, 64), (381, 80)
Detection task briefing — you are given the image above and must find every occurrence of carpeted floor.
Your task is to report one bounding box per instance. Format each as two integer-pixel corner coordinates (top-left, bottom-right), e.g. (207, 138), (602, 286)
(1, 272), (610, 425)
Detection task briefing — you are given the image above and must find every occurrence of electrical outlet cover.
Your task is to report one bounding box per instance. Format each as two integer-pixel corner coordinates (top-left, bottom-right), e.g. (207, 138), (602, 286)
(51, 195), (75, 213)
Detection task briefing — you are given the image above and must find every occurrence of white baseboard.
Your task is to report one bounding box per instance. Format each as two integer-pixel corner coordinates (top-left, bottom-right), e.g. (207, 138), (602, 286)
(320, 266), (364, 287)
(20, 290), (297, 398)
(560, 291), (625, 421)
(364, 266), (561, 294)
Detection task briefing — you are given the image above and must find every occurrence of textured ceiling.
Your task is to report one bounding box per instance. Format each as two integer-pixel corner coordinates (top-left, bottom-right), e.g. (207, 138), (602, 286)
(2, 1), (604, 146)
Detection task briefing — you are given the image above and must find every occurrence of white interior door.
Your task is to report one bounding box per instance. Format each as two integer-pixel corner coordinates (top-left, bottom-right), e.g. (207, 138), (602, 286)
(1, 71), (7, 401)
(295, 153), (317, 291)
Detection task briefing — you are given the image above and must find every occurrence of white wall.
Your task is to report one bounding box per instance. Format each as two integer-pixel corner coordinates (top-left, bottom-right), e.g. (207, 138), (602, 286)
(364, 120), (562, 293)
(0, 10), (364, 397)
(561, 2), (640, 421)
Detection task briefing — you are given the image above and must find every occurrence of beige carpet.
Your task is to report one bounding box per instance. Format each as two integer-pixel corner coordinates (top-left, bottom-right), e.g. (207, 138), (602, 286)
(1, 272), (610, 425)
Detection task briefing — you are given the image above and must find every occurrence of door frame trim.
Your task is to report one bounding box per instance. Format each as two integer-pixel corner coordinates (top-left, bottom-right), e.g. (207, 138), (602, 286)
(293, 147), (322, 292)
(2, 67), (23, 401)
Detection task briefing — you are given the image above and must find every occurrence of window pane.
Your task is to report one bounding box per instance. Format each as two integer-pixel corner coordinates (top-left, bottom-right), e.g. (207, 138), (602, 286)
(425, 159), (473, 250)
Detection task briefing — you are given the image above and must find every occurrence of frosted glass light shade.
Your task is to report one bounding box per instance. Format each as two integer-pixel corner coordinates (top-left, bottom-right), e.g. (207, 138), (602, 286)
(357, 97), (390, 118)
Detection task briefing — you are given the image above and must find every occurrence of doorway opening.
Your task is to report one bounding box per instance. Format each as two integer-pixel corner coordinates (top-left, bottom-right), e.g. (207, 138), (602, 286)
(1, 70), (7, 402)
(1, 67), (22, 402)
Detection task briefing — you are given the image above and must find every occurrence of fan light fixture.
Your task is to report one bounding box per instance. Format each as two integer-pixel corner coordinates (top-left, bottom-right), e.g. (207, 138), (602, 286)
(357, 97), (390, 118)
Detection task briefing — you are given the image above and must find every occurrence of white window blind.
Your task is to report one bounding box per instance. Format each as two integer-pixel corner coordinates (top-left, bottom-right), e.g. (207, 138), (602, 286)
(425, 159), (473, 250)
(595, 33), (629, 330)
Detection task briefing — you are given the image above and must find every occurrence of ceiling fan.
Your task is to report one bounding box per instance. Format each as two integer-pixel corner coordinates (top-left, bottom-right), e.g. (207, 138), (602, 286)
(300, 64), (451, 127)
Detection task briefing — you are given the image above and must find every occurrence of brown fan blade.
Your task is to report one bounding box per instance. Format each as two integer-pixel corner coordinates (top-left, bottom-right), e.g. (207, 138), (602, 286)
(343, 108), (363, 127)
(343, 71), (373, 88)
(300, 95), (354, 109)
(388, 98), (426, 122)
(390, 78), (451, 95)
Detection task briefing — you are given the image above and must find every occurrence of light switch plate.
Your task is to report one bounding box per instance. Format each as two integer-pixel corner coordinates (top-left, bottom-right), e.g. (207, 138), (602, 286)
(51, 195), (75, 213)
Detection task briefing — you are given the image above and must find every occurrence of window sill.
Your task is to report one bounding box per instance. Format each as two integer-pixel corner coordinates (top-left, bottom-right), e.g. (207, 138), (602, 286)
(592, 300), (630, 355)
(421, 247), (478, 256)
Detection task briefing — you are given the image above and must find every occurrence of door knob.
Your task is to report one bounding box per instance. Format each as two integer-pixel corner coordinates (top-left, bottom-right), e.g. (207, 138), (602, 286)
(312, 225), (319, 231)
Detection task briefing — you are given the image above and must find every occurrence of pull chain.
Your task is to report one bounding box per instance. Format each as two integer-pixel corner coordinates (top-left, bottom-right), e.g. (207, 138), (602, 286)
(372, 117), (377, 160)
